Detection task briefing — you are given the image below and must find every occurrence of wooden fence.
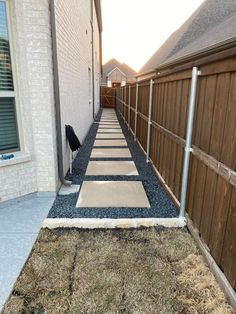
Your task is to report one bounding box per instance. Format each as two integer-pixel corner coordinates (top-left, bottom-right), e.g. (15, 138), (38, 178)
(116, 56), (236, 291)
(100, 86), (116, 108)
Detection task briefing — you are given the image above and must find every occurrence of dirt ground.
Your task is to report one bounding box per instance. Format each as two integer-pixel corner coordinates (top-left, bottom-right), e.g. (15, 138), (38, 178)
(3, 227), (234, 314)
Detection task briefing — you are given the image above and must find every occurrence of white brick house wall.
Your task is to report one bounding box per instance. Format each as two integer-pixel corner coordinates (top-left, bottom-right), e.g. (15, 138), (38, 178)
(0, 0), (101, 202)
(55, 0), (101, 173)
(93, 6), (101, 114)
(0, 0), (58, 202)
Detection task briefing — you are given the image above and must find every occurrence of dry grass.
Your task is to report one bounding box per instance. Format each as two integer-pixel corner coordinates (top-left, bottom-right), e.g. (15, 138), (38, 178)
(3, 227), (234, 314)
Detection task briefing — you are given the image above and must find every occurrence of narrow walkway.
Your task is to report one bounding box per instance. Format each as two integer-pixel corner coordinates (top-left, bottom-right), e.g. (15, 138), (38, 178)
(48, 108), (177, 218)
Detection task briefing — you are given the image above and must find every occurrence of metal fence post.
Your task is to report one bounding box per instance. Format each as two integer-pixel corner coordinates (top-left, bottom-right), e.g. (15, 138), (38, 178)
(146, 79), (154, 162)
(124, 86), (126, 123)
(179, 67), (201, 219)
(134, 83), (139, 140)
(121, 86), (122, 115)
(128, 85), (131, 129)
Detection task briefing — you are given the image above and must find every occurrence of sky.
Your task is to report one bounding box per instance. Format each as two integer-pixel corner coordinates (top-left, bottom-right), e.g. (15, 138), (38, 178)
(101, 0), (205, 72)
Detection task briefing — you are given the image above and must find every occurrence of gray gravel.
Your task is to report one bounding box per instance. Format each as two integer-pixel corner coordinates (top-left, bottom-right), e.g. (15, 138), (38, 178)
(48, 109), (177, 218)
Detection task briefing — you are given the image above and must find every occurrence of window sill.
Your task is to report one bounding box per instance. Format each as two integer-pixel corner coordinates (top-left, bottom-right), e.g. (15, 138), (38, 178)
(0, 152), (31, 168)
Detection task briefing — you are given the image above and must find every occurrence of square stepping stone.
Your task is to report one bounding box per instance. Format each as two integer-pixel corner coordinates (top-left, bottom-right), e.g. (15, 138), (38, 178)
(86, 161), (138, 175)
(76, 181), (150, 208)
(100, 119), (118, 122)
(94, 139), (127, 147)
(99, 126), (121, 129)
(90, 148), (131, 158)
(99, 122), (119, 125)
(99, 125), (120, 128)
(101, 117), (117, 119)
(98, 128), (123, 133)
(96, 133), (125, 139)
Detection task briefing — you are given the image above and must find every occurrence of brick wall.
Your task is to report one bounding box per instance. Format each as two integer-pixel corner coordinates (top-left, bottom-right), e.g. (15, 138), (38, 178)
(55, 0), (101, 173)
(0, 0), (101, 202)
(0, 0), (58, 202)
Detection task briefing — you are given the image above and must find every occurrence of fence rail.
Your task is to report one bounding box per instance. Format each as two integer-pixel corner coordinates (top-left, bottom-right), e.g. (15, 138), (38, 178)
(115, 56), (236, 291)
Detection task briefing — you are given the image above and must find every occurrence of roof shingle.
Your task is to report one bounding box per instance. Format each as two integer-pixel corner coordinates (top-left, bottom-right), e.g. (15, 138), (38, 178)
(139, 0), (236, 75)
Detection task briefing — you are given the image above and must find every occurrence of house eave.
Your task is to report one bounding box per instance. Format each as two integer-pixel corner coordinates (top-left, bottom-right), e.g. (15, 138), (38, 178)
(156, 36), (236, 73)
(94, 0), (102, 32)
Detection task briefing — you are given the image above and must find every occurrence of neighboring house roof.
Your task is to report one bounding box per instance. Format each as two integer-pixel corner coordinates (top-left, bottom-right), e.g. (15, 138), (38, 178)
(107, 66), (126, 78)
(102, 58), (136, 83)
(139, 0), (236, 75)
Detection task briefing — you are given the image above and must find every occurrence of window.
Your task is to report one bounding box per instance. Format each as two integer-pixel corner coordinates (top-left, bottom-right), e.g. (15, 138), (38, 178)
(0, 0), (19, 153)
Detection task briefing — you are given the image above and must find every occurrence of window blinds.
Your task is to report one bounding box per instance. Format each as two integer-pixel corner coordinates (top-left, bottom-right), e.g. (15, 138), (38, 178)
(0, 1), (14, 91)
(0, 1), (19, 153)
(0, 97), (18, 151)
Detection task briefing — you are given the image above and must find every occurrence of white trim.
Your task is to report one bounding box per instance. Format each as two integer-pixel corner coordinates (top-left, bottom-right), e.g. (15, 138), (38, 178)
(107, 66), (127, 78)
(0, 152), (31, 168)
(42, 218), (186, 229)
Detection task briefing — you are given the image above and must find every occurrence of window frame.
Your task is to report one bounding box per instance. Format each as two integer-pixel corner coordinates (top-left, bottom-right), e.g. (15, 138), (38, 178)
(0, 0), (21, 154)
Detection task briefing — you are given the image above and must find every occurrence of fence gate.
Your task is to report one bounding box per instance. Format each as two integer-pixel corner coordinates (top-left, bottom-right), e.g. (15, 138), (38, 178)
(101, 86), (116, 108)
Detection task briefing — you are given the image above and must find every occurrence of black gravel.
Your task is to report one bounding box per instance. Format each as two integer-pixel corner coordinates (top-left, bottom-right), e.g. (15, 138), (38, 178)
(48, 109), (177, 218)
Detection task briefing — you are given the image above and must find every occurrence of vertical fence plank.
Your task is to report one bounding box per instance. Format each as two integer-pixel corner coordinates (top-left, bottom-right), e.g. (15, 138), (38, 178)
(220, 187), (236, 289)
(114, 58), (236, 288)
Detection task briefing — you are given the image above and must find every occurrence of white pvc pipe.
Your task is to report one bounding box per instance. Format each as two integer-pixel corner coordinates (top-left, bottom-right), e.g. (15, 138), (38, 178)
(134, 83), (139, 140)
(179, 67), (200, 219)
(70, 150), (73, 174)
(146, 79), (154, 162)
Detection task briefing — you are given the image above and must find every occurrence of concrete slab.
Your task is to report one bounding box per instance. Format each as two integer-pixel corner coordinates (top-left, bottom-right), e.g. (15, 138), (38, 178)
(76, 181), (150, 208)
(98, 129), (123, 133)
(101, 114), (116, 115)
(90, 148), (131, 158)
(59, 184), (80, 195)
(0, 195), (54, 311)
(100, 119), (118, 122)
(96, 133), (125, 139)
(86, 161), (138, 175)
(99, 125), (120, 128)
(100, 121), (119, 124)
(94, 139), (127, 147)
(98, 126), (121, 129)
(101, 115), (117, 117)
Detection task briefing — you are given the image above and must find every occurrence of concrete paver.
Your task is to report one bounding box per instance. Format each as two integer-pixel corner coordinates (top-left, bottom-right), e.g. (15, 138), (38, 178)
(91, 148), (131, 158)
(96, 133), (125, 139)
(86, 161), (138, 176)
(98, 128), (123, 133)
(76, 181), (150, 208)
(94, 139), (127, 147)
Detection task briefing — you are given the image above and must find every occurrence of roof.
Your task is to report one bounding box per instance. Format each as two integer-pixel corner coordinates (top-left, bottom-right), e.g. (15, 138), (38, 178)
(139, 0), (236, 75)
(102, 58), (137, 83)
(107, 67), (126, 77)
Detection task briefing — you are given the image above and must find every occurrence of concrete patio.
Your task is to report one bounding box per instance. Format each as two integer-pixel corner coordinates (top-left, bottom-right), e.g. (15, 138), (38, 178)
(0, 194), (55, 311)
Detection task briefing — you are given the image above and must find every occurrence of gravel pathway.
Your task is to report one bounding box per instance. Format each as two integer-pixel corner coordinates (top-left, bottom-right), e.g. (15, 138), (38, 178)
(48, 109), (177, 218)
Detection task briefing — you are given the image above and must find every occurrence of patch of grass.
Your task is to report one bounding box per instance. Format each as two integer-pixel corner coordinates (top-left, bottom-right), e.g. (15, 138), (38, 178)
(3, 228), (234, 314)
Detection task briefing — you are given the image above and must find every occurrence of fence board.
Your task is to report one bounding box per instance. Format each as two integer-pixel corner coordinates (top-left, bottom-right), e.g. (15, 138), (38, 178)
(115, 55), (236, 289)
(220, 187), (236, 289)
